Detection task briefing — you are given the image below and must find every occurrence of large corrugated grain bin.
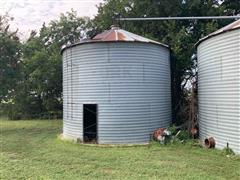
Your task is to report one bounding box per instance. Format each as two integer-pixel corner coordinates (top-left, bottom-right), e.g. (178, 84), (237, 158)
(61, 26), (171, 144)
(197, 20), (240, 154)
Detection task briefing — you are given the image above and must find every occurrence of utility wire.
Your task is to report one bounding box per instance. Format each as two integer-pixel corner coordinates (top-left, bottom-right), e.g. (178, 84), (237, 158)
(119, 16), (240, 21)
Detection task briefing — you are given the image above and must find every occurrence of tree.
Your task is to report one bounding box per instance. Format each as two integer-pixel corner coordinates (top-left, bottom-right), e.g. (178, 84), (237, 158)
(7, 10), (91, 119)
(221, 0), (240, 15)
(0, 15), (21, 102)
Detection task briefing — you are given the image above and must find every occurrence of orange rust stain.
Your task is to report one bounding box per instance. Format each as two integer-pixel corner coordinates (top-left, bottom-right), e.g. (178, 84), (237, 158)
(104, 31), (116, 41)
(92, 30), (128, 41)
(93, 31), (109, 40)
(117, 32), (126, 40)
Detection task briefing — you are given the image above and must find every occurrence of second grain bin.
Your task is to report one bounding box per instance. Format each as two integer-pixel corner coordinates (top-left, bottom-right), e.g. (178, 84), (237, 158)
(61, 26), (171, 144)
(197, 20), (240, 154)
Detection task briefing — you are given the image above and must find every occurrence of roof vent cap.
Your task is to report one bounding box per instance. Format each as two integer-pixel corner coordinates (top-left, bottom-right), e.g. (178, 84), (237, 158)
(110, 25), (120, 30)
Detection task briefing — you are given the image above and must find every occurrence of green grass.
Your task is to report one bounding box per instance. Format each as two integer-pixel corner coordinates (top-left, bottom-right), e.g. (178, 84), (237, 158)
(0, 119), (239, 180)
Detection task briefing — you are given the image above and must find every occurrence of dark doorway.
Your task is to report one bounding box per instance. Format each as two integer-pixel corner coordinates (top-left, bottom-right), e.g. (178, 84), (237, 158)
(83, 104), (97, 143)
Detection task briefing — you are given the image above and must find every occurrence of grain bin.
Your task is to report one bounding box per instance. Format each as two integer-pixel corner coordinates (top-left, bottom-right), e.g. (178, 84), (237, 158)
(61, 26), (171, 144)
(197, 20), (240, 154)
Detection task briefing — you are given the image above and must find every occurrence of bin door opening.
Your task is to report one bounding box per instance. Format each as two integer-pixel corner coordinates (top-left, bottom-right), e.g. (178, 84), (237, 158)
(83, 104), (97, 143)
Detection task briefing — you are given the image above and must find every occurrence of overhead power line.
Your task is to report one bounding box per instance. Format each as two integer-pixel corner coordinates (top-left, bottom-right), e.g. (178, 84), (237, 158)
(119, 16), (240, 21)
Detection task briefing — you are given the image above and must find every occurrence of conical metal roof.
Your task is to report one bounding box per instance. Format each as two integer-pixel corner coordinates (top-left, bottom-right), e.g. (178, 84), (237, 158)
(196, 19), (240, 46)
(61, 25), (168, 53)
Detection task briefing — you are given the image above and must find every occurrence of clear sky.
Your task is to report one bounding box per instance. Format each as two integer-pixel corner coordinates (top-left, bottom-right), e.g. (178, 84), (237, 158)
(0, 0), (104, 40)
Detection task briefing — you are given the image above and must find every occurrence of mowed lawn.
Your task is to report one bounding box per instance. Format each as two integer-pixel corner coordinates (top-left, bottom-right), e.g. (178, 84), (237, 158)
(0, 119), (239, 180)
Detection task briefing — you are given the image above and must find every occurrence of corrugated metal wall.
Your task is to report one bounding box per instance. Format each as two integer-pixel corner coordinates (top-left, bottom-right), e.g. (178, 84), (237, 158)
(63, 42), (171, 144)
(198, 29), (240, 154)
